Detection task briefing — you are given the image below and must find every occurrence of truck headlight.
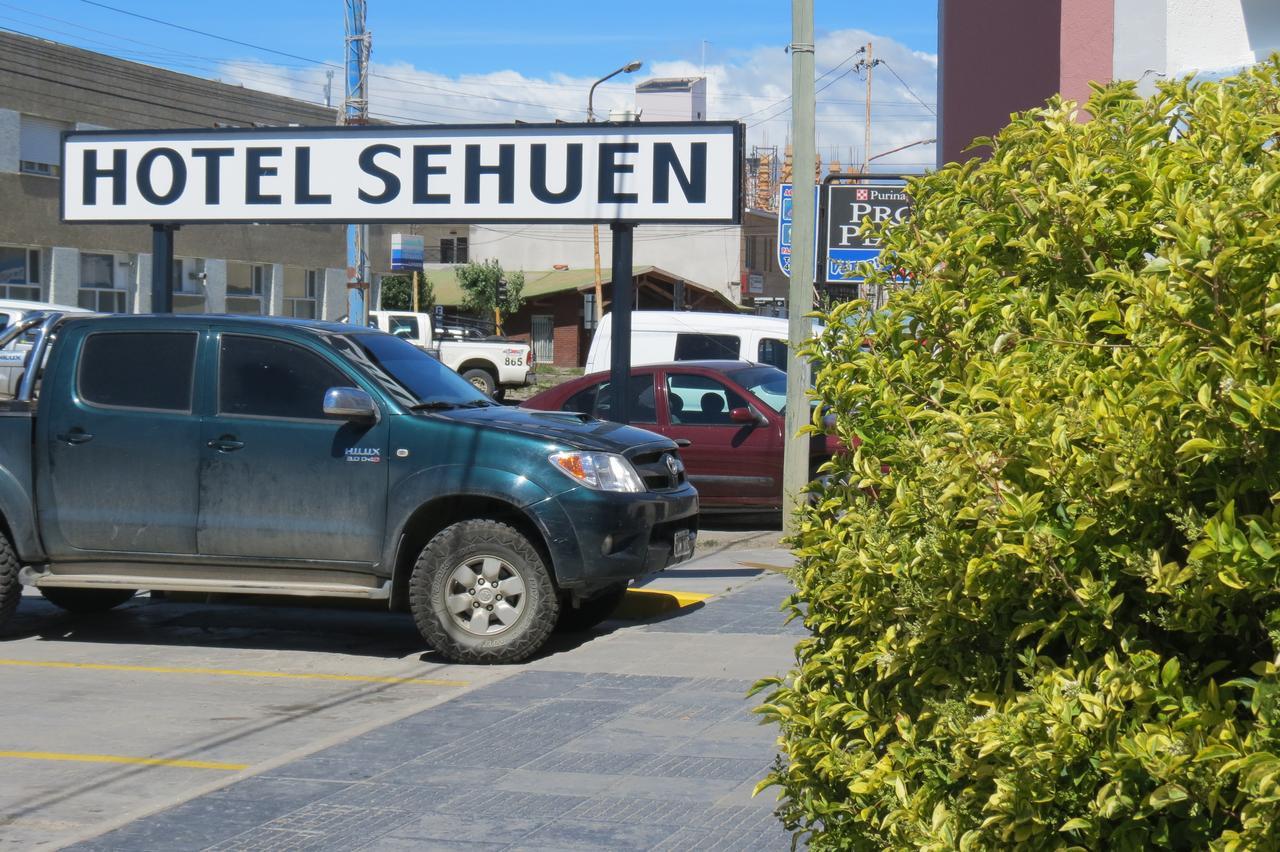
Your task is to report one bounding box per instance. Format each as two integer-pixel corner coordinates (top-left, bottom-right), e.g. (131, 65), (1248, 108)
(549, 451), (645, 493)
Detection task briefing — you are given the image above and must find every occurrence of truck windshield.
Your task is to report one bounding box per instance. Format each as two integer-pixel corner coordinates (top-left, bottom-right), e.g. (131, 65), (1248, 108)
(331, 332), (491, 409)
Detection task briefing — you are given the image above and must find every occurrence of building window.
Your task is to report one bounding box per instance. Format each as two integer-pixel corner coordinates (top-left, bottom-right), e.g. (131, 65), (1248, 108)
(19, 116), (67, 177)
(283, 268), (319, 319)
(172, 258), (207, 314)
(0, 246), (42, 301)
(227, 262), (268, 315)
(78, 252), (127, 313)
(440, 237), (468, 264)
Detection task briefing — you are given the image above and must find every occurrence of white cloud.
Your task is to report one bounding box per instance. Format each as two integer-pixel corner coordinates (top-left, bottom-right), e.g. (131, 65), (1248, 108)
(216, 27), (936, 173)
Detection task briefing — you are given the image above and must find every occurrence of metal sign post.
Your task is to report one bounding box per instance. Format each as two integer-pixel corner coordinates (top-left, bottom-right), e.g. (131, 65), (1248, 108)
(609, 223), (635, 424)
(149, 223), (178, 313)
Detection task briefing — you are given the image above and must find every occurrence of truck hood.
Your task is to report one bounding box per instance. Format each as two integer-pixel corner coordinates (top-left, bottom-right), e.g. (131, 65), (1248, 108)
(429, 405), (674, 454)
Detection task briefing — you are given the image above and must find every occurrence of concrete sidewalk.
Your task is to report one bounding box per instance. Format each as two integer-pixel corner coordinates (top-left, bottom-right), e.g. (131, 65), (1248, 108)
(58, 537), (803, 851)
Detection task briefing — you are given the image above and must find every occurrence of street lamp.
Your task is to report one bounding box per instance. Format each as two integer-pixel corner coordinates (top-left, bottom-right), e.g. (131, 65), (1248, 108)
(588, 59), (643, 122)
(588, 60), (644, 328)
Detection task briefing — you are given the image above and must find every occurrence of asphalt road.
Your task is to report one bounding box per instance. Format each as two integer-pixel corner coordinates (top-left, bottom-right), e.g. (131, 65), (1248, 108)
(0, 522), (796, 851)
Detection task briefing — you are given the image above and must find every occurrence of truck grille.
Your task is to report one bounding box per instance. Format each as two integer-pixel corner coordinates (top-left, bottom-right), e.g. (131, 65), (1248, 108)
(627, 448), (687, 492)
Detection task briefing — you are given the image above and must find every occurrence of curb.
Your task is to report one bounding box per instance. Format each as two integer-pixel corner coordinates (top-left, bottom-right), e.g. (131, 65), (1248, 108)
(611, 587), (712, 621)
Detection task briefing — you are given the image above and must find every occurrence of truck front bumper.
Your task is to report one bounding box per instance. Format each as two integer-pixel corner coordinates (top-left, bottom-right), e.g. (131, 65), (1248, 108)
(528, 484), (699, 593)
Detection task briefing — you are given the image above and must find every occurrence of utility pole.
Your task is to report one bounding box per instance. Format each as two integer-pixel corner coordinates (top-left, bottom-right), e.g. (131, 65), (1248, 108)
(344, 0), (371, 327)
(783, 0), (816, 534)
(858, 42), (878, 173)
(324, 69), (335, 108)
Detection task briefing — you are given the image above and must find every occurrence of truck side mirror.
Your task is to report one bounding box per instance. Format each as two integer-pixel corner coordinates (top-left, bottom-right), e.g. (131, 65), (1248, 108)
(323, 387), (378, 422)
(729, 406), (757, 425)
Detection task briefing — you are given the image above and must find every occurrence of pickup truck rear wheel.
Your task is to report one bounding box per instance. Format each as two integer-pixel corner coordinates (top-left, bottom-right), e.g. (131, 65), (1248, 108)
(39, 587), (136, 614)
(556, 583), (628, 632)
(409, 520), (558, 664)
(462, 368), (496, 398)
(0, 532), (19, 628)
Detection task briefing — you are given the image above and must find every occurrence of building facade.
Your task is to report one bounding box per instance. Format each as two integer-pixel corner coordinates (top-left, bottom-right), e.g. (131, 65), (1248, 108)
(0, 31), (458, 320)
(938, 0), (1280, 165)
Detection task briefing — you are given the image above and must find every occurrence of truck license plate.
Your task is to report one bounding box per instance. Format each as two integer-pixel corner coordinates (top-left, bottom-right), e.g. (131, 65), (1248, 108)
(673, 529), (695, 562)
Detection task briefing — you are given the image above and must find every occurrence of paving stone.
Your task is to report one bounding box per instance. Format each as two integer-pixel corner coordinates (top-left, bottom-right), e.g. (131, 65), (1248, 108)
(372, 759), (507, 788)
(205, 777), (354, 809)
(522, 749), (649, 774)
(367, 812), (552, 847)
(434, 789), (589, 820)
(632, 753), (771, 781)
(651, 825), (793, 852)
(508, 816), (682, 851)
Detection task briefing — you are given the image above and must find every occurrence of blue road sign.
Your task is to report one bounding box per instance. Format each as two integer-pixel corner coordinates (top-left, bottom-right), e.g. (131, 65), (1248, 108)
(776, 183), (819, 279)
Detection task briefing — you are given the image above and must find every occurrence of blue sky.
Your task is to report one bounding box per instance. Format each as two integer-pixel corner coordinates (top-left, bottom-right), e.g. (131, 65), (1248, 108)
(1, 0), (940, 168)
(9, 1), (938, 75)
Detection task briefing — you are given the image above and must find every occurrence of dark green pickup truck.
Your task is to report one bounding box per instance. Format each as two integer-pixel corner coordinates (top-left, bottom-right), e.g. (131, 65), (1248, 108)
(0, 312), (698, 663)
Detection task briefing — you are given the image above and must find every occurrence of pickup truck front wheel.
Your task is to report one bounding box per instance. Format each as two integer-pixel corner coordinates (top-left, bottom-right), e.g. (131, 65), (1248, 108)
(40, 587), (136, 614)
(410, 520), (558, 664)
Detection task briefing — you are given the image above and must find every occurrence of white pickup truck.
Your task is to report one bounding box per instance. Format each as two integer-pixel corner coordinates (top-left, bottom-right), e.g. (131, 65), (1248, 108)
(367, 310), (534, 399)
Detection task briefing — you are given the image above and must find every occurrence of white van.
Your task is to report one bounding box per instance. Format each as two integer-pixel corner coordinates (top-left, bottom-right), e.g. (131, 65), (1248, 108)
(584, 310), (814, 373)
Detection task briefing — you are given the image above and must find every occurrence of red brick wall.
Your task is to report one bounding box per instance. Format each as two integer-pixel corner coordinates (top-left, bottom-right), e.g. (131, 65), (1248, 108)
(502, 292), (586, 367)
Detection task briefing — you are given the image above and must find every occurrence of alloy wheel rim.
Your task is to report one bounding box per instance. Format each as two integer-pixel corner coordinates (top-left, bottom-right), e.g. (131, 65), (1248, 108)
(444, 555), (527, 636)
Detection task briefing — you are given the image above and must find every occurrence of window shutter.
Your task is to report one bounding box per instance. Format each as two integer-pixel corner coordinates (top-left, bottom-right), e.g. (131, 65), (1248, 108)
(20, 116), (64, 167)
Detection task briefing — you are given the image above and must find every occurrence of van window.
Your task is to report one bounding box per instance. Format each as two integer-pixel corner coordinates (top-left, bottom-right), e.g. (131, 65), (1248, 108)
(674, 333), (740, 361)
(79, 332), (197, 411)
(757, 338), (787, 370)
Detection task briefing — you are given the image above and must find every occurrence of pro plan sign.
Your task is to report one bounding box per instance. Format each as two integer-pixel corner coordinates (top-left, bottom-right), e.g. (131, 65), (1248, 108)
(61, 122), (743, 225)
(825, 183), (912, 283)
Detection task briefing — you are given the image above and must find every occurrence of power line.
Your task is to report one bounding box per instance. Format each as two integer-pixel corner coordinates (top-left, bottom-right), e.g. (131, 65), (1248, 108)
(78, 0), (329, 66)
(879, 59), (937, 117)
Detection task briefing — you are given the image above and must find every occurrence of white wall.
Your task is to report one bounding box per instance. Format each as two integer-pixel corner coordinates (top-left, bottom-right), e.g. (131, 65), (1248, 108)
(1116, 0), (1280, 92)
(471, 223), (742, 305)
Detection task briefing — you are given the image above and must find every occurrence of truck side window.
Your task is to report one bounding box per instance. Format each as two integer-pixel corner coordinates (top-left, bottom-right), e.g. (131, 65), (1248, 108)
(219, 335), (350, 420)
(388, 315), (420, 339)
(674, 333), (740, 361)
(79, 332), (197, 411)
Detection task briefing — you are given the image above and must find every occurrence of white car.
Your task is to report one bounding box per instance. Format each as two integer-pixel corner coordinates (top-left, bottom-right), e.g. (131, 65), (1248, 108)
(0, 299), (92, 397)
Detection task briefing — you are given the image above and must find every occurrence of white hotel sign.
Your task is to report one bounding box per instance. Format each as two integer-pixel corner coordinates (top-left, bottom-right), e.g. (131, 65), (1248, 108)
(61, 122), (743, 225)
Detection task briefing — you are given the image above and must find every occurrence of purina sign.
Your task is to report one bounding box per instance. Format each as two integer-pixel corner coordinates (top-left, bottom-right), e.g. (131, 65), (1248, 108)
(61, 122), (743, 225)
(825, 183), (912, 283)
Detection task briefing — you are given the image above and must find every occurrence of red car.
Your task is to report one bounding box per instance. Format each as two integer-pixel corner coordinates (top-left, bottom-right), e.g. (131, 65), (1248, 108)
(521, 361), (841, 511)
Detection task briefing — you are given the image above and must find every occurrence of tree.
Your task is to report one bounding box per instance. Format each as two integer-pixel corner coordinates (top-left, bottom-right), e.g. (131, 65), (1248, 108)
(757, 61), (1280, 849)
(378, 273), (435, 312)
(455, 259), (525, 321)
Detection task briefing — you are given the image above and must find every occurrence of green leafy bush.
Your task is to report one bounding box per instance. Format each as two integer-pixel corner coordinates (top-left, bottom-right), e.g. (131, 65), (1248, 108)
(757, 62), (1280, 850)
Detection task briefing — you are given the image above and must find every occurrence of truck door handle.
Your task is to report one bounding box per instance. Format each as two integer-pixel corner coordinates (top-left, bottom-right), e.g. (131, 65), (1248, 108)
(207, 436), (245, 452)
(56, 430), (94, 445)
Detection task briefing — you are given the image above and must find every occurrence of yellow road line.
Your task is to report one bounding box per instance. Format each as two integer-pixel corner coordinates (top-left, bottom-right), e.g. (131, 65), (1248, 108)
(625, 588), (712, 607)
(0, 751), (246, 770)
(736, 561), (791, 573)
(0, 659), (468, 687)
